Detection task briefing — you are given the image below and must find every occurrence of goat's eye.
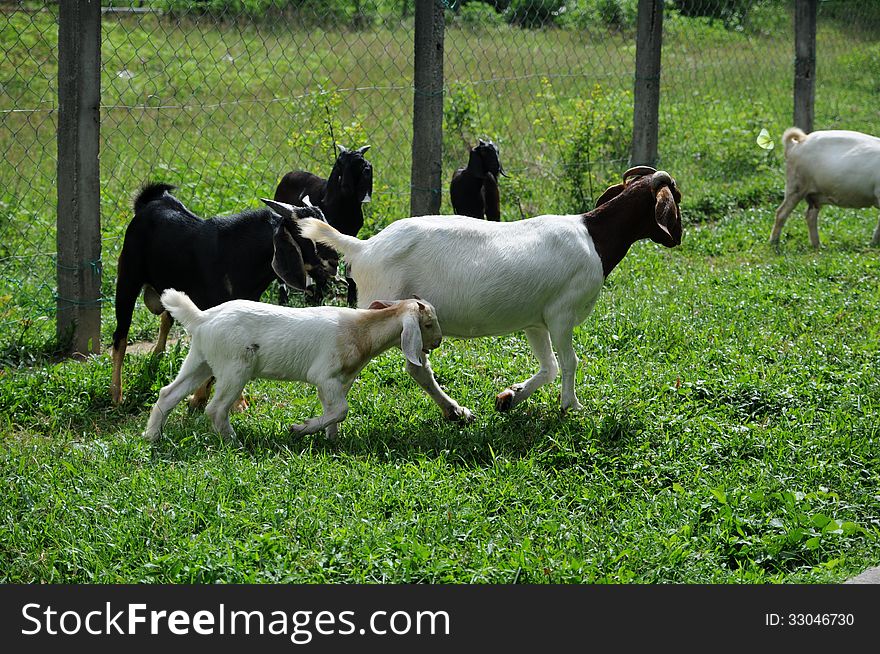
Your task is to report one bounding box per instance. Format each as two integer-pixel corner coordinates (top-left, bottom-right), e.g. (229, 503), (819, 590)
(425, 323), (433, 329)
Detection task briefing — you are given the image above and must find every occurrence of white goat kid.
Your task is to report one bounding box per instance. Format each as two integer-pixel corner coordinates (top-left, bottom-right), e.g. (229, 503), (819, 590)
(295, 167), (682, 422)
(770, 127), (880, 248)
(144, 290), (441, 443)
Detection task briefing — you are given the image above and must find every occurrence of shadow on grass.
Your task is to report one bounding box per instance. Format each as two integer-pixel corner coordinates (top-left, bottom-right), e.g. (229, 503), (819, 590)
(145, 403), (649, 470)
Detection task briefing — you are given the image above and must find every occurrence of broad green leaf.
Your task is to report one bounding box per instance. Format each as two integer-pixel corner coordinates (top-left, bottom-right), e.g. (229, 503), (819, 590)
(811, 513), (831, 529)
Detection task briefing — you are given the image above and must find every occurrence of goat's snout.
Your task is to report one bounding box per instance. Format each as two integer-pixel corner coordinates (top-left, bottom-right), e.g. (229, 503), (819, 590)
(424, 333), (442, 353)
(420, 310), (443, 352)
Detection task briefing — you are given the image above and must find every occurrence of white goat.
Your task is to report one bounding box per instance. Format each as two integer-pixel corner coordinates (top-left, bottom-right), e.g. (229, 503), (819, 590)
(294, 167), (682, 421)
(144, 290), (442, 443)
(770, 127), (880, 248)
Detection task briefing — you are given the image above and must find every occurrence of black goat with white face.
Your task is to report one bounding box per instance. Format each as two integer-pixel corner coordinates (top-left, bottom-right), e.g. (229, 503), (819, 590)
(450, 139), (507, 221)
(274, 144), (373, 306)
(110, 182), (335, 406)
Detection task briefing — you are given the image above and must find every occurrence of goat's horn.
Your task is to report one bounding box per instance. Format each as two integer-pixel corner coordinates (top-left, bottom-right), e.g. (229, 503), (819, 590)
(622, 166), (657, 184)
(336, 144), (348, 154)
(650, 171), (673, 192)
(356, 145), (370, 154)
(261, 198), (295, 218)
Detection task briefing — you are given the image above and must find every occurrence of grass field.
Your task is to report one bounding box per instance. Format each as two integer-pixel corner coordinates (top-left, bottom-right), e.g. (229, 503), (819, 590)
(1, 4), (880, 583)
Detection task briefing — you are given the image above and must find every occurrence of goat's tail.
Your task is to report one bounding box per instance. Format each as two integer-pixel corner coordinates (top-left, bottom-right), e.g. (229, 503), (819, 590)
(134, 182), (176, 214)
(782, 127), (808, 157)
(160, 289), (205, 332)
(299, 218), (366, 258)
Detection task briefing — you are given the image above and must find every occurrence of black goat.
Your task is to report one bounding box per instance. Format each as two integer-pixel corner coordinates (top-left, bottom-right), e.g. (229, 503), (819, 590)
(110, 182), (336, 405)
(450, 139), (506, 221)
(274, 144), (373, 306)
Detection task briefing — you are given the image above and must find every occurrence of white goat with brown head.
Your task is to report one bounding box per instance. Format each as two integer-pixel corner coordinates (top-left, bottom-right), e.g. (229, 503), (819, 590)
(296, 167), (682, 421)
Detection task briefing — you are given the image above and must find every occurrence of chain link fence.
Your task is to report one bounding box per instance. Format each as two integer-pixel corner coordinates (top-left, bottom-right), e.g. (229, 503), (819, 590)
(1, 0), (878, 362)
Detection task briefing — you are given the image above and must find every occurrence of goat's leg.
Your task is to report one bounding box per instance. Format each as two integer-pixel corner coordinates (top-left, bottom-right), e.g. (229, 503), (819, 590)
(110, 341), (128, 406)
(110, 273), (141, 405)
(153, 311), (173, 354)
(770, 192), (803, 245)
(872, 203), (880, 246)
(204, 376), (248, 445)
(405, 356), (474, 422)
(548, 324), (582, 413)
(805, 201), (821, 249)
(144, 355), (212, 442)
(495, 327), (559, 412)
(289, 379), (351, 439)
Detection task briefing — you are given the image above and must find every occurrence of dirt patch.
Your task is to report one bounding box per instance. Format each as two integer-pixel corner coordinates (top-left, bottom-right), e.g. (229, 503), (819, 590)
(126, 337), (183, 354)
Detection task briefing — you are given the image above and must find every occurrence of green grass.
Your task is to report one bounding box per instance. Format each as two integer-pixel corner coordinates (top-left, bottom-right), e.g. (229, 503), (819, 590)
(3, 204), (879, 583)
(2, 5), (880, 583)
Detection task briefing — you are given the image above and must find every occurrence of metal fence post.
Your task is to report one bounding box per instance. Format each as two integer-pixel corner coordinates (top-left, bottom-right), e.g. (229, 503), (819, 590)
(57, 0), (102, 355)
(794, 0), (817, 132)
(631, 0), (664, 168)
(410, 0), (445, 217)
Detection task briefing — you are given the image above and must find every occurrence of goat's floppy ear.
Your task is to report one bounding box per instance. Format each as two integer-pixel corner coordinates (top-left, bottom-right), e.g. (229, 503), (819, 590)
(481, 147), (499, 177)
(400, 311), (424, 367)
(271, 223), (307, 290)
(484, 141), (508, 178)
(358, 161), (373, 203)
(594, 184), (624, 208)
(261, 198), (295, 219)
(653, 185), (682, 247)
(368, 300), (394, 310)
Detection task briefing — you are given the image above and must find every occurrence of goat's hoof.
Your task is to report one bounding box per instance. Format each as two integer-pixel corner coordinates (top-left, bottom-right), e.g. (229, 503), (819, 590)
(561, 401), (584, 416)
(142, 430), (161, 444)
(443, 405), (474, 423)
(289, 422), (316, 435)
(495, 387), (521, 412)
